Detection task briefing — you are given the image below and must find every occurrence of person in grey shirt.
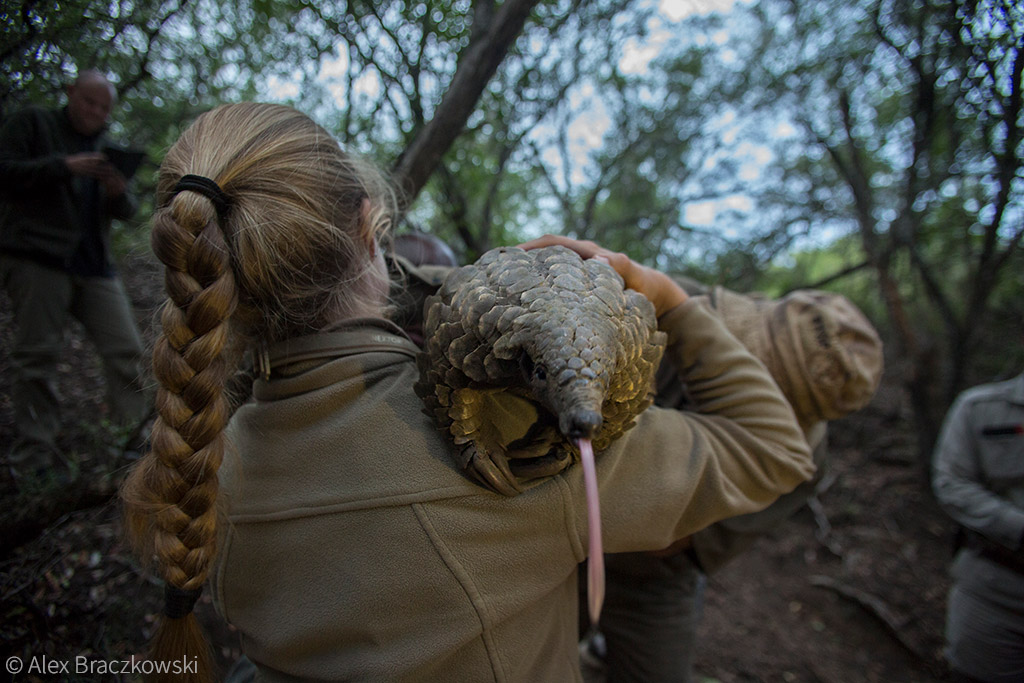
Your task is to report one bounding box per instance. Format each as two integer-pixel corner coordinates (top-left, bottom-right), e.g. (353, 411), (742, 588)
(933, 352), (1024, 683)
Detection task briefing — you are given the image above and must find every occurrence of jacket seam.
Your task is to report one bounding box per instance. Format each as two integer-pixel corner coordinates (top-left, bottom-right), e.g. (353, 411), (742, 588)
(227, 485), (480, 523)
(411, 502), (504, 683)
(554, 474), (587, 563)
(213, 523), (233, 625)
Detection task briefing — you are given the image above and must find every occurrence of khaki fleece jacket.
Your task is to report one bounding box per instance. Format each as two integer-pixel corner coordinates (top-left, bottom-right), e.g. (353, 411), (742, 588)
(211, 297), (813, 682)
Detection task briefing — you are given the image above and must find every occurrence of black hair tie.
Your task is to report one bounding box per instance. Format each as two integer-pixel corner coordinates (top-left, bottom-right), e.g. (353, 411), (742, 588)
(164, 583), (203, 619)
(174, 174), (230, 219)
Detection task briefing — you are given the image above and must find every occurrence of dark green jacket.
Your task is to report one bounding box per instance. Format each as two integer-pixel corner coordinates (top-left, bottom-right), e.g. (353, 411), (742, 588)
(0, 106), (136, 270)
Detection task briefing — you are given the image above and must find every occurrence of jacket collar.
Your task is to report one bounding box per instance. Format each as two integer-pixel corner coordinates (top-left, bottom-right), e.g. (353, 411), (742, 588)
(265, 317), (419, 372)
(252, 318), (421, 401)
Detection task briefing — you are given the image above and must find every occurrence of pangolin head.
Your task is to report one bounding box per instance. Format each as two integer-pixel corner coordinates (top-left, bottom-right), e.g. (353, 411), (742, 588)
(425, 244), (666, 450)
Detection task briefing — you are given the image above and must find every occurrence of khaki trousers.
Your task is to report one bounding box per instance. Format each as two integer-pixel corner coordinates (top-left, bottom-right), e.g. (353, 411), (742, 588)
(1, 254), (147, 461)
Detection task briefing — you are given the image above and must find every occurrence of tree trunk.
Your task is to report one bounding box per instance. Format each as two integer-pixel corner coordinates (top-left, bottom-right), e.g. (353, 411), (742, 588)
(871, 252), (941, 480)
(391, 0), (540, 210)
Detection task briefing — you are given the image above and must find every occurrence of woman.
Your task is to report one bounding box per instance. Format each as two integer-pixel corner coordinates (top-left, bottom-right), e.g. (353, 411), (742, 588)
(123, 102), (813, 683)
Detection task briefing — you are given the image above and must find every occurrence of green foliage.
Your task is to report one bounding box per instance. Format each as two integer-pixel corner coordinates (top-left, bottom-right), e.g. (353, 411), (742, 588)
(1, 0), (108, 113)
(515, 11), (748, 268)
(708, 0), (1023, 422)
(756, 236), (888, 327)
(6, 0), (1019, 418)
(406, 0), (652, 258)
(2, 0), (663, 259)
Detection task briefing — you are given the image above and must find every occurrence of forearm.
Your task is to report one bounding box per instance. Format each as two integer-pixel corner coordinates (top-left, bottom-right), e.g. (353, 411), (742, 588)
(932, 402), (1024, 549)
(933, 466), (1024, 549)
(659, 299), (811, 477)
(598, 299), (814, 553)
(691, 477), (817, 573)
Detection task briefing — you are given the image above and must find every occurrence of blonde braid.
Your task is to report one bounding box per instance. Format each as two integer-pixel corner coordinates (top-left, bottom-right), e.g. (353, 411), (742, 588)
(124, 187), (236, 682)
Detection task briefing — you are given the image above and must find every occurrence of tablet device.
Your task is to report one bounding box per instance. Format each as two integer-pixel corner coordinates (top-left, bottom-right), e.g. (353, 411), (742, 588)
(101, 145), (146, 180)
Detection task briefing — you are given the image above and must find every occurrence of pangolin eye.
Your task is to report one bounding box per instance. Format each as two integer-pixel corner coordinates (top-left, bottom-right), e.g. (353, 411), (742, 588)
(519, 355), (547, 382)
(520, 354), (535, 380)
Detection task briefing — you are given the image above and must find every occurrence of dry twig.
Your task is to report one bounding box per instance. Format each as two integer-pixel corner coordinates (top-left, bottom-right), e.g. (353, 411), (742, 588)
(810, 574), (929, 664)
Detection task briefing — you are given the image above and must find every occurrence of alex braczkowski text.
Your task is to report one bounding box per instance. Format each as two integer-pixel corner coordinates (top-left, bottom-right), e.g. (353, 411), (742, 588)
(27, 654), (198, 676)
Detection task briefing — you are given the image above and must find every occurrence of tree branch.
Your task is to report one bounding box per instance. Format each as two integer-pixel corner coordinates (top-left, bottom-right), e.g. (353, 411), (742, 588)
(792, 258), (872, 293)
(117, 0), (192, 96)
(810, 575), (931, 665)
(391, 0), (541, 210)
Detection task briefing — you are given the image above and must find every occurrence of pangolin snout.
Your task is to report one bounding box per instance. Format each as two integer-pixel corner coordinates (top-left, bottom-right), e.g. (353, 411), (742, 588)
(561, 409), (603, 442)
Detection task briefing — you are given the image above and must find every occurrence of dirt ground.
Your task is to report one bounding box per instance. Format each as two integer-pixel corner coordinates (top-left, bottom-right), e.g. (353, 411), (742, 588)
(691, 405), (953, 683)
(0, 246), (956, 682)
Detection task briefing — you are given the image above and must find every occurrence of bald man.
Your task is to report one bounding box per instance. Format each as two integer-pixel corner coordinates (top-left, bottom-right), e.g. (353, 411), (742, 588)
(0, 69), (147, 489)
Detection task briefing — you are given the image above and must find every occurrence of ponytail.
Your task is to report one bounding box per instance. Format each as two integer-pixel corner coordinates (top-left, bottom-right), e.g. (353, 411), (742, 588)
(123, 179), (237, 683)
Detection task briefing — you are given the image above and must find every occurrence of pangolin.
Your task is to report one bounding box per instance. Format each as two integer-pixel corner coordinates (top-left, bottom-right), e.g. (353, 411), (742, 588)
(414, 244), (667, 624)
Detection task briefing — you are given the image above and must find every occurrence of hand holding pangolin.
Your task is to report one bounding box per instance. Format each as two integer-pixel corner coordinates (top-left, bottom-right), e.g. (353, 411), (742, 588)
(414, 244), (667, 624)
